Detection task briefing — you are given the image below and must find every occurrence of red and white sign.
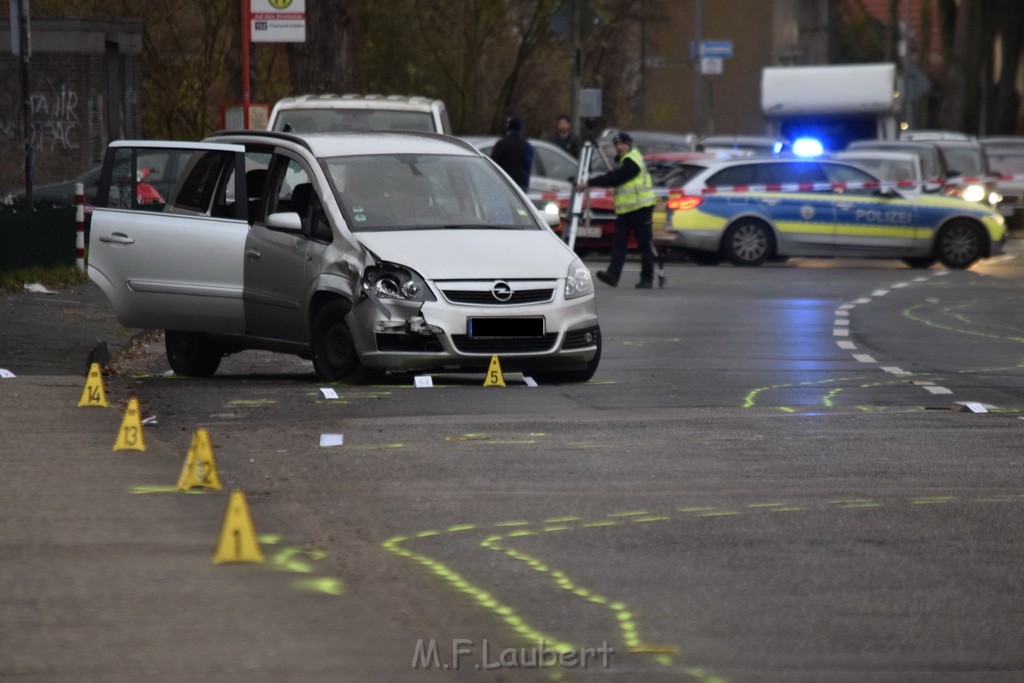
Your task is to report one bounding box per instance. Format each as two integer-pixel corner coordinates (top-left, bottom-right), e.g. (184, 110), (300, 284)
(250, 0), (306, 43)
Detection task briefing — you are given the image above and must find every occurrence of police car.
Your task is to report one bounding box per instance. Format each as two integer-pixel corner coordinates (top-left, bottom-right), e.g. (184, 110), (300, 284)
(661, 158), (1007, 268)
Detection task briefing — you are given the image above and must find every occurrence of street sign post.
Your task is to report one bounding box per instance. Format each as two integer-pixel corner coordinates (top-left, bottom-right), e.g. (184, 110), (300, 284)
(698, 39), (733, 59)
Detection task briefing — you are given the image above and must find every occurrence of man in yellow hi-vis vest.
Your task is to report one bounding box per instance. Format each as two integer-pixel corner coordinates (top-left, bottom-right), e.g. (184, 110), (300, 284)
(576, 131), (657, 288)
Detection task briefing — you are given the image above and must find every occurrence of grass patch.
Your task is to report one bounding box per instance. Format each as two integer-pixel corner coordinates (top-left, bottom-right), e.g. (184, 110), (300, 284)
(0, 265), (89, 293)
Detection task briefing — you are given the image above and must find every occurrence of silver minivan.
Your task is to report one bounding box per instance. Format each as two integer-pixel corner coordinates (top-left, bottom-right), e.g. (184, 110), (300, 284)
(87, 131), (600, 382)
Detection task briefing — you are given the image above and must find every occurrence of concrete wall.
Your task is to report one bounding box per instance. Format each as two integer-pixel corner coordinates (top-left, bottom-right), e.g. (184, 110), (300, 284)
(0, 18), (142, 194)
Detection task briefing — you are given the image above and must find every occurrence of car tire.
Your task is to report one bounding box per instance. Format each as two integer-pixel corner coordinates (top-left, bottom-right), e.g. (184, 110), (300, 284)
(165, 330), (223, 377)
(936, 220), (983, 269)
(534, 327), (602, 383)
(902, 257), (937, 269)
(688, 249), (723, 266)
(723, 219), (772, 266)
(311, 300), (374, 383)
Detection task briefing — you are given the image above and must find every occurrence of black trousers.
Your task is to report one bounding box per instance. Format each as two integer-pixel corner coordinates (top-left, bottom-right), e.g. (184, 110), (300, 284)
(605, 205), (655, 284)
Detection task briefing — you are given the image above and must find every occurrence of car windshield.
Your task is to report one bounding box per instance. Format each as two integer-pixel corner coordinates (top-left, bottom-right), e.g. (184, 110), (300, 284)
(941, 147), (985, 176)
(274, 109), (436, 133)
(986, 152), (1024, 175)
(840, 157), (918, 183)
(324, 153), (541, 232)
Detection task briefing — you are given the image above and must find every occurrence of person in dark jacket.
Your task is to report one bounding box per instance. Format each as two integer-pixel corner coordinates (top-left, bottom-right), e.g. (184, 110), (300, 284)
(576, 132), (656, 288)
(550, 113), (581, 158)
(490, 116), (533, 193)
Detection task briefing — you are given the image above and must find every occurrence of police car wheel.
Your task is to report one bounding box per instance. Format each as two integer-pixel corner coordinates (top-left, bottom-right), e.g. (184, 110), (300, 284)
(724, 219), (772, 266)
(936, 220), (982, 270)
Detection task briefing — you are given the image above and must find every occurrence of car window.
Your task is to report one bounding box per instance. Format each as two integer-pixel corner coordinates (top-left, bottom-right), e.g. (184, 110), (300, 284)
(986, 152), (1024, 175)
(705, 164), (762, 187)
(325, 154), (540, 231)
(106, 147), (177, 211)
(765, 162), (827, 186)
(651, 162), (707, 188)
(838, 156), (917, 183)
(172, 151), (234, 213)
(820, 162), (879, 196)
(534, 146), (577, 182)
(274, 109), (437, 134)
(939, 146), (985, 176)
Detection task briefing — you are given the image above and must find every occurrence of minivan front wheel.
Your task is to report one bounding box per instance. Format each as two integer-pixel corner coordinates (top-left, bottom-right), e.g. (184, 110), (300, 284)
(165, 330), (223, 377)
(311, 300), (372, 382)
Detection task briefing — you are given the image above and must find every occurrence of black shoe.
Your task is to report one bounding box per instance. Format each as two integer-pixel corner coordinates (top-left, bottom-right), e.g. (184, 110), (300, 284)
(596, 271), (618, 287)
(635, 280), (653, 289)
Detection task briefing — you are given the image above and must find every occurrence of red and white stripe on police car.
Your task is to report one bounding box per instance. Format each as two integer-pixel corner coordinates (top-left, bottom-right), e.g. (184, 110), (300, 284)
(526, 174), (1013, 202)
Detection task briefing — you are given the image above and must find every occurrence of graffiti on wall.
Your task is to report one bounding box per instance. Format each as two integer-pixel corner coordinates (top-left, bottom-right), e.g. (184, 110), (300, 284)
(0, 70), (93, 153)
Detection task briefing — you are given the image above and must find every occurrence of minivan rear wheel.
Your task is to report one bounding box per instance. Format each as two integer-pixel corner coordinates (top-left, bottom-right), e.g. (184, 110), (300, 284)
(165, 330), (223, 377)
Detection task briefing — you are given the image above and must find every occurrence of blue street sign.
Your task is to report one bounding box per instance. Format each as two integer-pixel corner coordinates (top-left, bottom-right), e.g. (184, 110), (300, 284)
(699, 40), (733, 59)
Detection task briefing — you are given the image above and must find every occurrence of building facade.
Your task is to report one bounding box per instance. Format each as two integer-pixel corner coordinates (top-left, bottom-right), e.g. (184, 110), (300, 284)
(0, 18), (142, 194)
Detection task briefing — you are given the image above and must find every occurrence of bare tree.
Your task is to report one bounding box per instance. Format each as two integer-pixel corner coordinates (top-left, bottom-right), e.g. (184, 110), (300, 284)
(285, 0), (356, 94)
(991, 0), (1024, 134)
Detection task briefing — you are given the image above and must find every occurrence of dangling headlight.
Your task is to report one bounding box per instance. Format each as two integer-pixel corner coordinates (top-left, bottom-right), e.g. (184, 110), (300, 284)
(361, 262), (436, 302)
(564, 258), (594, 299)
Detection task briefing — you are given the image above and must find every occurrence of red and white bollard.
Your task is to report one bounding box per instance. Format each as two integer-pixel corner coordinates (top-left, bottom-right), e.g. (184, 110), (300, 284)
(75, 182), (85, 272)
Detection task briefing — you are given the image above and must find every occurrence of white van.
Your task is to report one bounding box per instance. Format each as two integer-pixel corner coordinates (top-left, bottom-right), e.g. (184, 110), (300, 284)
(267, 94), (452, 135)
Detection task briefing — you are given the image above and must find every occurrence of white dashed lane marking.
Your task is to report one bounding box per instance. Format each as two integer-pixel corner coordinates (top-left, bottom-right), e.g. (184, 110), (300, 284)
(836, 272), (960, 400)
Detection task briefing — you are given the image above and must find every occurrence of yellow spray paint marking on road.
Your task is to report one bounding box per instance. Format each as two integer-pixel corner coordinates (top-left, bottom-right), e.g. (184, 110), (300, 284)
(912, 496), (957, 505)
(743, 376), (862, 408)
(256, 535), (344, 596)
(830, 498), (882, 509)
(383, 494), (1024, 682)
(381, 533), (577, 654)
(293, 577), (344, 595)
(226, 399), (278, 406)
(905, 302), (1024, 344)
(446, 432), (546, 445)
(131, 484), (207, 494)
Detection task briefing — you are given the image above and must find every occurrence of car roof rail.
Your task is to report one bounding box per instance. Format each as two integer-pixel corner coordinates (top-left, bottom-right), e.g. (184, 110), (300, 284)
(209, 129), (314, 153)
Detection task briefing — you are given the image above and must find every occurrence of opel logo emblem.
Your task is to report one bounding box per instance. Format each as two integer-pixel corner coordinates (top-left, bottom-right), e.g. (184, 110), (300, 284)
(491, 281), (513, 302)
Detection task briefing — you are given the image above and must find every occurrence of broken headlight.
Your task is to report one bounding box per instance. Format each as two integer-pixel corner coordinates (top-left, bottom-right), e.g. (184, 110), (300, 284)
(361, 262), (436, 302)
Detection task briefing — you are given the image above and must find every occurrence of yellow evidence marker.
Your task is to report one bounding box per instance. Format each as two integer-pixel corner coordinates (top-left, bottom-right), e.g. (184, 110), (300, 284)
(213, 489), (264, 564)
(78, 362), (108, 407)
(176, 428), (223, 491)
(112, 397), (145, 451)
(483, 354), (506, 387)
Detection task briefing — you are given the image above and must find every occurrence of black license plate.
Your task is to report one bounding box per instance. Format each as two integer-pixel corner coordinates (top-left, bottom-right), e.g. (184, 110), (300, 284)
(467, 317), (544, 338)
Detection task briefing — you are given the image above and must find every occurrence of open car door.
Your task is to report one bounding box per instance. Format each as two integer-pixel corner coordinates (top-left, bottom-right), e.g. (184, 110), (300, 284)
(88, 140), (250, 333)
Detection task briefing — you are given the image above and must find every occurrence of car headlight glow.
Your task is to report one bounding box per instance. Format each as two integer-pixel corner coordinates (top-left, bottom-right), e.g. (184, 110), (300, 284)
(361, 262), (436, 302)
(544, 201), (560, 216)
(564, 258), (594, 299)
(960, 184), (985, 203)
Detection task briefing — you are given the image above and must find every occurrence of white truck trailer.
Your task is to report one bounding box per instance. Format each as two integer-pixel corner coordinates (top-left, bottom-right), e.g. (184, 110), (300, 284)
(761, 62), (899, 152)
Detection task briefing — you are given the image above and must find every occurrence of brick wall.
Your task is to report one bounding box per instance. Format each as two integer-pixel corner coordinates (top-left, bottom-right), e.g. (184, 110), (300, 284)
(0, 19), (142, 196)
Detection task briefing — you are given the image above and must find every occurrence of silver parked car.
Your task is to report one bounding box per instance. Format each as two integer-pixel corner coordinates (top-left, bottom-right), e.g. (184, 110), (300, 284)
(88, 131), (601, 382)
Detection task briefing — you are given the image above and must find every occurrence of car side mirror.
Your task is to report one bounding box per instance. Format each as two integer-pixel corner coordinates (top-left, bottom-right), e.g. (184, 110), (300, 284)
(542, 211), (561, 228)
(266, 211), (303, 233)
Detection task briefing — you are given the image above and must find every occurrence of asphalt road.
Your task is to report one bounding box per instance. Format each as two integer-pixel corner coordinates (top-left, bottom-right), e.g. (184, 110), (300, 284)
(80, 244), (1024, 680)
